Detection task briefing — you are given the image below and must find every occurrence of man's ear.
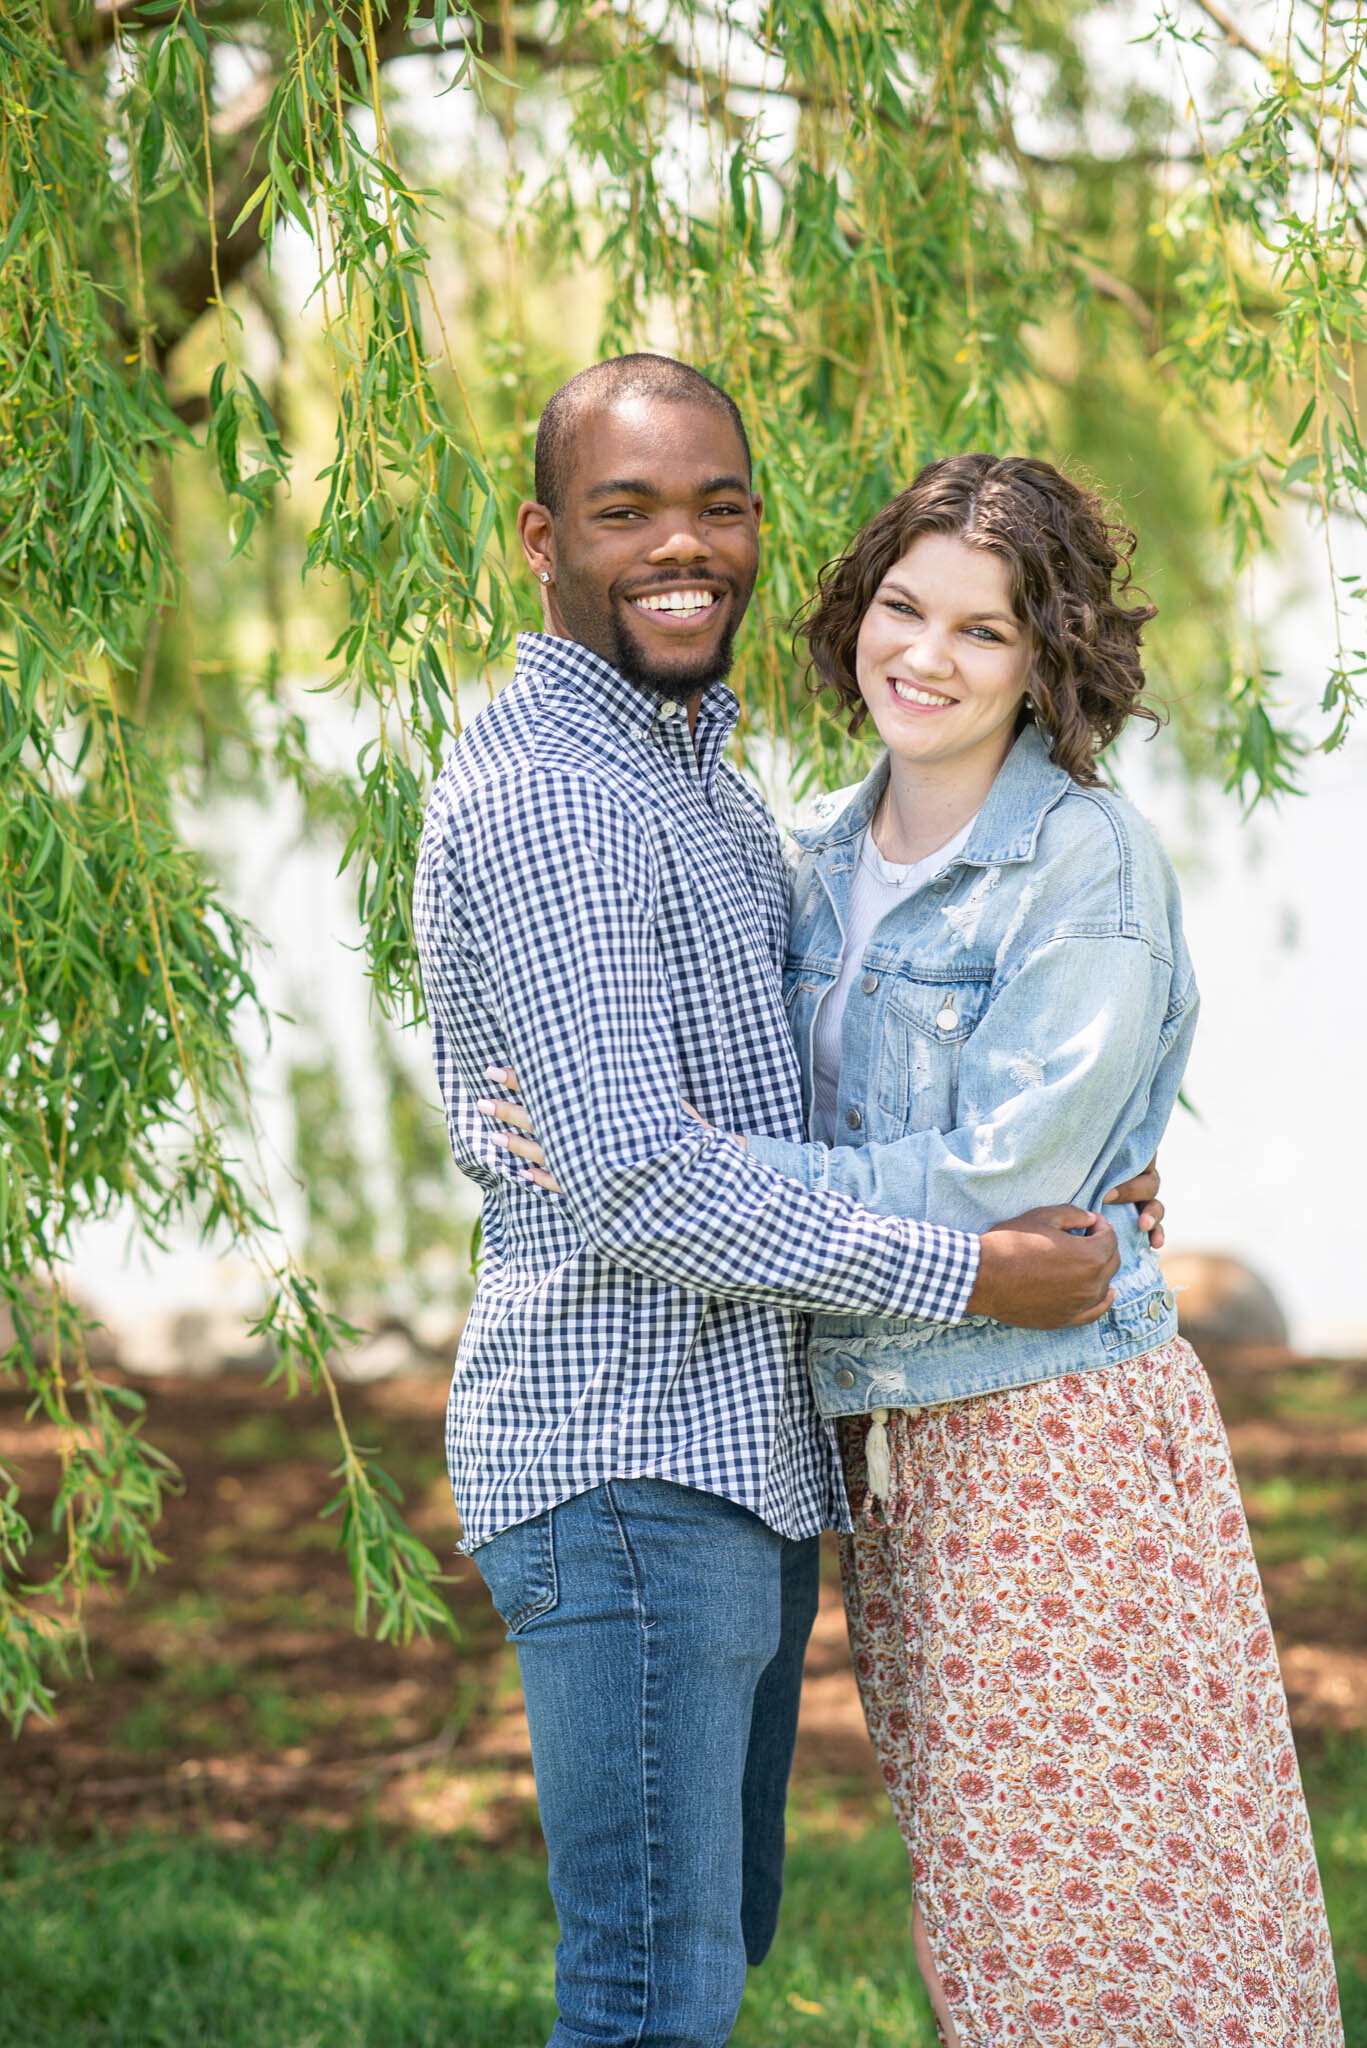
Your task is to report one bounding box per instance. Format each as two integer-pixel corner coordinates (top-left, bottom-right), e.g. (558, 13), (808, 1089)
(517, 499), (555, 581)
(750, 492), (763, 527)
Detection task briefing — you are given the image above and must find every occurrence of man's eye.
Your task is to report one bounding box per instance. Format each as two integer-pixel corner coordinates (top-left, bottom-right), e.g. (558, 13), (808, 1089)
(706, 502), (744, 516)
(600, 507), (643, 520)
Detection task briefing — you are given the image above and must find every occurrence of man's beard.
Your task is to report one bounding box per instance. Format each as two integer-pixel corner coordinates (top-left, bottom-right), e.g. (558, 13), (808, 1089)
(605, 605), (740, 703)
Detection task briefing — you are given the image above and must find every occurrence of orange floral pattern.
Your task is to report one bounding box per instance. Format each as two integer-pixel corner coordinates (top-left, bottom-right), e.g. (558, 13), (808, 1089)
(838, 1337), (1342, 2047)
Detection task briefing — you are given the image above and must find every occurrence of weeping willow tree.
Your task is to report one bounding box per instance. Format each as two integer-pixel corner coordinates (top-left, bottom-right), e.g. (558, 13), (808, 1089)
(1, 0), (1363, 1726)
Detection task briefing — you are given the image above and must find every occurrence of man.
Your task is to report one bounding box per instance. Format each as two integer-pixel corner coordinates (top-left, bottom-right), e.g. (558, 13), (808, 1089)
(414, 355), (1158, 2048)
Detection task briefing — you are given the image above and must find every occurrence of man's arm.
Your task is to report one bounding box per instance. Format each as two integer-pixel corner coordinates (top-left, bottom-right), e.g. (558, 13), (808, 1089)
(428, 775), (1117, 1329)
(744, 934), (1194, 1241)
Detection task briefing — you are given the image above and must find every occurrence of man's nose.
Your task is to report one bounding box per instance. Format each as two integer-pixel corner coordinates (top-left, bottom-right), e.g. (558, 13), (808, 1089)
(647, 521), (711, 562)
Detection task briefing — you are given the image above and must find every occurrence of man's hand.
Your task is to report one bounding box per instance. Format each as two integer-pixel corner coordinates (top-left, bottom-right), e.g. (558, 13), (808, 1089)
(967, 1207), (1120, 1329)
(1103, 1156), (1164, 1250)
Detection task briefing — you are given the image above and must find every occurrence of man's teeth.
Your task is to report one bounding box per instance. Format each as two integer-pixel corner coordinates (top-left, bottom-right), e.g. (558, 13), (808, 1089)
(891, 678), (954, 708)
(636, 590), (718, 614)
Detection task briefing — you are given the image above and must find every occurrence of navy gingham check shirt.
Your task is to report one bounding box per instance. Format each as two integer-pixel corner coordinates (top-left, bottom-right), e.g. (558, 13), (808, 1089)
(414, 632), (980, 1552)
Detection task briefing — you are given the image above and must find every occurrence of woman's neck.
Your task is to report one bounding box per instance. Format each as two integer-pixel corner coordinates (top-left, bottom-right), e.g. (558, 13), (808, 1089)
(872, 737), (1014, 866)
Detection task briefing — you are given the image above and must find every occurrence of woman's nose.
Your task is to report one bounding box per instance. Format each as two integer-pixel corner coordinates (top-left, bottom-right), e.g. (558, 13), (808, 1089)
(901, 630), (954, 678)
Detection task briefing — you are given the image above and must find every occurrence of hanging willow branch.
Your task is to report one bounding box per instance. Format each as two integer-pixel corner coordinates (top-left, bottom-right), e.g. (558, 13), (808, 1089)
(0, 0), (1364, 1725)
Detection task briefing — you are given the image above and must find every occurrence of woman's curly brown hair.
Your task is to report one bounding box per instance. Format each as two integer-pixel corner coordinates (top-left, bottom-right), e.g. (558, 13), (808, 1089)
(796, 453), (1160, 785)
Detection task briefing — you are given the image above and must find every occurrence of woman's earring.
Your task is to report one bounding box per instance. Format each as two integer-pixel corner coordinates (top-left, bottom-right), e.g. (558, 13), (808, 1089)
(540, 571), (551, 584)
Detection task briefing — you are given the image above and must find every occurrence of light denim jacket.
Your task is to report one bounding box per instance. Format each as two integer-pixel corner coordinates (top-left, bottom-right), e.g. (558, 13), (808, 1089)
(746, 724), (1200, 1417)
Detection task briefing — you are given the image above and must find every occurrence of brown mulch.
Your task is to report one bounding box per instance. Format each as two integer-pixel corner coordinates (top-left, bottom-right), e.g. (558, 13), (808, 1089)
(2, 1351), (1363, 1847)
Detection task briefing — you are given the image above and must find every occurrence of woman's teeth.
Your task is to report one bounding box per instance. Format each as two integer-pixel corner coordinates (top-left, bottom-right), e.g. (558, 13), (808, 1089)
(891, 678), (955, 708)
(635, 589), (718, 615)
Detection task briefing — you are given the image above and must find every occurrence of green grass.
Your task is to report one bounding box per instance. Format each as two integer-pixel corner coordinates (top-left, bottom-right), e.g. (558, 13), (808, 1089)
(1222, 1361), (1367, 1631)
(2, 1761), (1364, 2048)
(0, 1812), (937, 2048)
(1304, 1736), (1367, 2045)
(5, 1360), (1363, 2043)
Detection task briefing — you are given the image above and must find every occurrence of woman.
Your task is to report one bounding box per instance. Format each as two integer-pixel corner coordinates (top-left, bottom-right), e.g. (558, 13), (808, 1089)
(742, 454), (1341, 2046)
(484, 454), (1341, 2045)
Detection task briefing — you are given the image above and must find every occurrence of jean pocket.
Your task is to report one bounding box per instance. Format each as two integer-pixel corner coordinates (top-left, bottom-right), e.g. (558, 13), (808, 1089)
(472, 1509), (558, 1635)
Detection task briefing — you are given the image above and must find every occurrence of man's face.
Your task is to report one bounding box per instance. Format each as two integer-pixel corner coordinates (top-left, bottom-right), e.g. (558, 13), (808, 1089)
(527, 395), (762, 702)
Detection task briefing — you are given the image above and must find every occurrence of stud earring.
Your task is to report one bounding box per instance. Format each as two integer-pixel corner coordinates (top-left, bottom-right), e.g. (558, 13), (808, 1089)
(540, 571), (551, 584)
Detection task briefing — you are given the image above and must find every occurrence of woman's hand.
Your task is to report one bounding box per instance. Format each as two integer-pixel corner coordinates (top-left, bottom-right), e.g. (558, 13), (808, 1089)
(476, 1068), (563, 1191)
(1102, 1157), (1165, 1251)
(475, 1070), (739, 1195)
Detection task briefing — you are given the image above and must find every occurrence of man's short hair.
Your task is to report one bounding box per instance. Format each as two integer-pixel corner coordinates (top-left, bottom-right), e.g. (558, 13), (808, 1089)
(533, 354), (752, 517)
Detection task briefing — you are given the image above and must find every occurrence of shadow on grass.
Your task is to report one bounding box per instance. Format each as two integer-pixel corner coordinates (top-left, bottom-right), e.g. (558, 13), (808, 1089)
(3, 1751), (1365, 2048)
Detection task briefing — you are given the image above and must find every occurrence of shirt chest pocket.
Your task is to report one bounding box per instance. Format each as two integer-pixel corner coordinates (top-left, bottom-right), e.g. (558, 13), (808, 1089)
(874, 974), (992, 1136)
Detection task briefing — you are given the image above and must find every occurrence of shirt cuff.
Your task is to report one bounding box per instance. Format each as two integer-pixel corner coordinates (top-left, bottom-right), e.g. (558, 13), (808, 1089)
(744, 1133), (829, 1191)
(905, 1222), (981, 1324)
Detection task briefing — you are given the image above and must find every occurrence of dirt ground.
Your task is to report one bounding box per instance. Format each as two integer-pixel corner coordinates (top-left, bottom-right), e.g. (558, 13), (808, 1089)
(3, 1349), (1365, 1846)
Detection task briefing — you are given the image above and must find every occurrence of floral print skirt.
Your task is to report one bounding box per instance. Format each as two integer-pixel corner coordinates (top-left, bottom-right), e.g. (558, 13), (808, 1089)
(837, 1337), (1342, 2047)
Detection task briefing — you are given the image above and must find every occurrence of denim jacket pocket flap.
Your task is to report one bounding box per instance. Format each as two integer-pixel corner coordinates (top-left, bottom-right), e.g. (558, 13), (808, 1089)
(884, 974), (991, 1044)
(782, 957), (835, 998)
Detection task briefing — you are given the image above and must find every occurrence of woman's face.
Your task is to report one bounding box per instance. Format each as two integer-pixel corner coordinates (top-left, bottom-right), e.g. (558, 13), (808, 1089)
(855, 532), (1033, 780)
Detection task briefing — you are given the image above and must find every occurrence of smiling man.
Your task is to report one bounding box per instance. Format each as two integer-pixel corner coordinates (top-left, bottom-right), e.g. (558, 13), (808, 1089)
(413, 355), (1133, 2048)
(525, 359), (756, 695)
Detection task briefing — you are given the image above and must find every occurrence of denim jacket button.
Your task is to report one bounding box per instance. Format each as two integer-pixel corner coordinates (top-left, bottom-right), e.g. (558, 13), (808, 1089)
(860, 972), (879, 995)
(935, 1004), (958, 1031)
(844, 1106), (863, 1130)
(834, 1368), (856, 1389)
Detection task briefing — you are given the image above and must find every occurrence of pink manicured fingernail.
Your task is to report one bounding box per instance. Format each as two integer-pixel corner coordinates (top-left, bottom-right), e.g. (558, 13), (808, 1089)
(485, 1064), (511, 1082)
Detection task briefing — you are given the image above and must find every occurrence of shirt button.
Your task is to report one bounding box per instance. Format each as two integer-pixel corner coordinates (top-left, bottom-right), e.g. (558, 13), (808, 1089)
(860, 972), (879, 995)
(656, 698), (679, 721)
(1148, 1298), (1163, 1321)
(935, 1004), (958, 1031)
(844, 1106), (863, 1130)
(834, 1368), (856, 1390)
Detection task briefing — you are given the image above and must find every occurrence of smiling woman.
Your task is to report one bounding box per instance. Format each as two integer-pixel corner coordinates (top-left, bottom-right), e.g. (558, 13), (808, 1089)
(801, 453), (1160, 791)
(744, 453), (1344, 2045)
(851, 536), (1034, 865)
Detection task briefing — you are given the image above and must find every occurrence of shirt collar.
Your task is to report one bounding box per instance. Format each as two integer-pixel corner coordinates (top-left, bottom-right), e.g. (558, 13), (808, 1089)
(514, 630), (741, 749)
(792, 721), (1073, 866)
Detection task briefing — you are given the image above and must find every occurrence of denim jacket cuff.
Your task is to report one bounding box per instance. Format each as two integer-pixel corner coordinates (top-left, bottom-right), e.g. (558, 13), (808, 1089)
(746, 1133), (830, 1192)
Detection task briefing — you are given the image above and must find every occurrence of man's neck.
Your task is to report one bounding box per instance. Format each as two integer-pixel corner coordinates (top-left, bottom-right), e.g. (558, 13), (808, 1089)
(533, 618), (706, 735)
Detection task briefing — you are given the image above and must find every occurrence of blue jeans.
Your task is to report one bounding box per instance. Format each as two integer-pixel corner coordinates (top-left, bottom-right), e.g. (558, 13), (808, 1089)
(472, 1479), (821, 2048)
